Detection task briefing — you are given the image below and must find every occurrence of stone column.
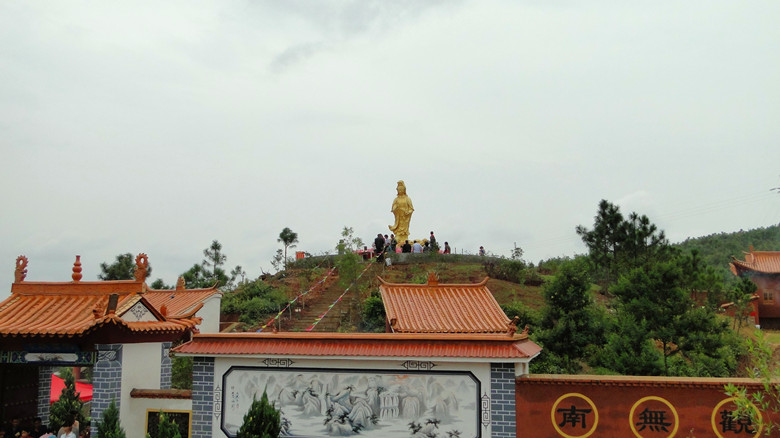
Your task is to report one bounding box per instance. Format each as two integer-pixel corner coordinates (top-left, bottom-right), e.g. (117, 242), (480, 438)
(490, 362), (517, 438)
(191, 357), (215, 438)
(91, 344), (123, 438)
(37, 365), (56, 425)
(160, 342), (172, 389)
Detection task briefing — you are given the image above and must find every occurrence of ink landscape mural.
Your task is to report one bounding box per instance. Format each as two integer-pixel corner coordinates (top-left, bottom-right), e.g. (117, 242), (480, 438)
(222, 367), (480, 438)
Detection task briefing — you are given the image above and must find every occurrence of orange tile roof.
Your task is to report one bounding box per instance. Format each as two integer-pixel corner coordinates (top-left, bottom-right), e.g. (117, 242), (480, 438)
(172, 332), (541, 360)
(379, 276), (513, 333)
(730, 250), (780, 275)
(0, 281), (199, 339)
(144, 287), (220, 318)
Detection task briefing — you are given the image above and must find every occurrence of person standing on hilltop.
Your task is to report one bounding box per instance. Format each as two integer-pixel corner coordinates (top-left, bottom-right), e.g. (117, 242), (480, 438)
(374, 234), (386, 262)
(389, 180), (414, 244)
(443, 242), (451, 254)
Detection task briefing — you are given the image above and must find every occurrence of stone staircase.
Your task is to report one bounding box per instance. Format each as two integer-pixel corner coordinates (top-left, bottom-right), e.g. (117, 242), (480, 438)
(285, 277), (352, 332)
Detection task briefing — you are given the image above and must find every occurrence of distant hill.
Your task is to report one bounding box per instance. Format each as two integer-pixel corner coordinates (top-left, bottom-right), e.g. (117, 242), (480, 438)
(674, 224), (780, 277)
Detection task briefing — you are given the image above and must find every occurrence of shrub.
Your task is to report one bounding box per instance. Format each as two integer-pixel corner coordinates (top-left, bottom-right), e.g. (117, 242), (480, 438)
(361, 295), (386, 332)
(49, 371), (88, 431)
(171, 356), (193, 390)
(500, 301), (540, 330)
(96, 399), (125, 438)
(483, 258), (528, 284)
(237, 390), (281, 438)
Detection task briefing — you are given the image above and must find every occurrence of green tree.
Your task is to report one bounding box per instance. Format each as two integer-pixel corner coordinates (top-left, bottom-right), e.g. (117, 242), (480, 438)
(533, 260), (606, 373)
(150, 278), (172, 290)
(726, 277), (758, 330)
(181, 263), (212, 289)
(335, 250), (361, 290)
(576, 200), (669, 290)
(595, 314), (664, 376)
(510, 244), (524, 260)
(49, 371), (87, 430)
(361, 295), (386, 332)
(270, 249), (285, 273)
(96, 399), (126, 438)
(203, 240), (227, 279)
(149, 411), (182, 438)
(171, 356), (193, 390)
(181, 240), (243, 289)
(336, 226), (363, 254)
(99, 253), (152, 280)
(237, 390), (281, 438)
(612, 256), (735, 376)
(725, 331), (780, 436)
(278, 228), (299, 269)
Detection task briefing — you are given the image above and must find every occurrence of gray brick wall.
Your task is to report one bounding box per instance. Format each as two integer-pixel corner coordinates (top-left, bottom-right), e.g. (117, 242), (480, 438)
(160, 342), (172, 389)
(91, 344), (123, 438)
(191, 357), (215, 438)
(37, 365), (56, 425)
(491, 363), (516, 438)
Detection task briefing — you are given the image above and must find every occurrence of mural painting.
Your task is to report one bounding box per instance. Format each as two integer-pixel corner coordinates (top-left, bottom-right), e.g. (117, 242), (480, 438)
(221, 367), (480, 438)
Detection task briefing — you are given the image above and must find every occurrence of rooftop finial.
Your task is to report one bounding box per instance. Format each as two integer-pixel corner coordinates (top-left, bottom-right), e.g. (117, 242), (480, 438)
(72, 255), (83, 282)
(427, 272), (439, 286)
(134, 253), (149, 282)
(15, 256), (28, 283)
(176, 276), (185, 291)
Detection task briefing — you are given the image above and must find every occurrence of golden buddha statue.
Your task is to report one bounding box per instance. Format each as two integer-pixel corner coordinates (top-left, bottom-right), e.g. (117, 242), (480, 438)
(389, 180), (414, 244)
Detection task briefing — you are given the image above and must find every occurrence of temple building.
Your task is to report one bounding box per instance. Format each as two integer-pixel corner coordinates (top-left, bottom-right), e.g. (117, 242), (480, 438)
(0, 254), (220, 438)
(730, 248), (780, 329)
(172, 273), (541, 438)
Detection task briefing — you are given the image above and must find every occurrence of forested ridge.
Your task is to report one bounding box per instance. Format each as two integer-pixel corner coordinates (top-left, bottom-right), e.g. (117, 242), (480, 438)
(674, 223), (780, 276)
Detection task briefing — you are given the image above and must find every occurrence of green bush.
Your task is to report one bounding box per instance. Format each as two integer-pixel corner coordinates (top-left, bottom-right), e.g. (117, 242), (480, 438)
(500, 301), (540, 331)
(96, 399), (125, 438)
(49, 371), (88, 431)
(171, 356), (193, 390)
(222, 279), (290, 325)
(483, 258), (528, 284)
(361, 295), (386, 332)
(238, 390), (281, 438)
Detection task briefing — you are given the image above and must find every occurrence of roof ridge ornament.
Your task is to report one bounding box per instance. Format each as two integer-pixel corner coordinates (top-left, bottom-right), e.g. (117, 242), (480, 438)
(15, 255), (28, 283)
(72, 255), (83, 282)
(176, 276), (186, 290)
(507, 316), (519, 335)
(134, 253), (149, 282)
(427, 272), (439, 286)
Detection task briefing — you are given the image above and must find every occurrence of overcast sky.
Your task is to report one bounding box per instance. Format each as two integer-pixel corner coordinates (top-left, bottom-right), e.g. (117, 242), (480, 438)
(1, 1), (779, 295)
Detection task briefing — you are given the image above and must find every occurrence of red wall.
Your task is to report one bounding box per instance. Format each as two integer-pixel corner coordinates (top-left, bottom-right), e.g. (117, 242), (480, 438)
(754, 276), (780, 320)
(516, 375), (778, 437)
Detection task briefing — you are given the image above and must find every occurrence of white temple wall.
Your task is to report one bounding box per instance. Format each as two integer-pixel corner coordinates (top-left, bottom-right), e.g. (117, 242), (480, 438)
(204, 356), (495, 438)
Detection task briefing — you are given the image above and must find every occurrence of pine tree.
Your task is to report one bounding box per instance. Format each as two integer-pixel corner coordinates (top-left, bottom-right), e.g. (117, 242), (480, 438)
(96, 399), (126, 438)
(237, 390), (281, 438)
(153, 411), (182, 438)
(49, 370), (87, 430)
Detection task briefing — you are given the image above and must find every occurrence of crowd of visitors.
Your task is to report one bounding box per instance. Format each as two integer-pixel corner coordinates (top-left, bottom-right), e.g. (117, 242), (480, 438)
(360, 230), (481, 259)
(358, 230), (485, 260)
(2, 415), (86, 438)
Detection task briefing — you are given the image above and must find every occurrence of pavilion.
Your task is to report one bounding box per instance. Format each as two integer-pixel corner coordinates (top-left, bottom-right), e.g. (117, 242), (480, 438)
(0, 254), (220, 437)
(730, 247), (780, 329)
